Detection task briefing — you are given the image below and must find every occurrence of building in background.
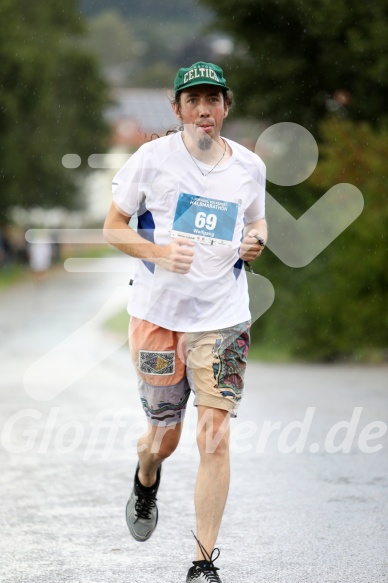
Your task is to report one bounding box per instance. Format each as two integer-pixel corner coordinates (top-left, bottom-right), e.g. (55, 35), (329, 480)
(107, 88), (178, 148)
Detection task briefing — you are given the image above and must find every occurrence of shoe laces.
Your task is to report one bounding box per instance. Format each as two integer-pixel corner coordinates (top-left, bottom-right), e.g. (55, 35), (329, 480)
(134, 492), (156, 520)
(133, 464), (160, 520)
(191, 531), (221, 582)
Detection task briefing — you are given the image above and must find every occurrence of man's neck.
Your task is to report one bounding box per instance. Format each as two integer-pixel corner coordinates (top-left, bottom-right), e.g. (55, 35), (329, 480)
(182, 132), (228, 165)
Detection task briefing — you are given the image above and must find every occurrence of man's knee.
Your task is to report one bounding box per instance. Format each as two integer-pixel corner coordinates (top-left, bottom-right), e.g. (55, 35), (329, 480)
(196, 407), (230, 457)
(140, 421), (183, 459)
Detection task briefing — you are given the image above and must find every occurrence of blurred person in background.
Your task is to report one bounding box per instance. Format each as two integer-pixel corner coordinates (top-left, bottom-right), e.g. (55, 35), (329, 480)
(0, 226), (7, 267)
(27, 231), (53, 280)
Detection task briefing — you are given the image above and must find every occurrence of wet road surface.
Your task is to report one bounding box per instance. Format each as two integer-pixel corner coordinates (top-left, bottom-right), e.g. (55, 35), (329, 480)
(0, 262), (387, 582)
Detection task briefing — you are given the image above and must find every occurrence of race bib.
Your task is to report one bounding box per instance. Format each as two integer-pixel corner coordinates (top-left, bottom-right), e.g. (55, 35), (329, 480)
(171, 193), (238, 246)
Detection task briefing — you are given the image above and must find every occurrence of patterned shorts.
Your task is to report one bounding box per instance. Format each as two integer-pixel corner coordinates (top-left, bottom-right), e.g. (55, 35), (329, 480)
(129, 317), (251, 426)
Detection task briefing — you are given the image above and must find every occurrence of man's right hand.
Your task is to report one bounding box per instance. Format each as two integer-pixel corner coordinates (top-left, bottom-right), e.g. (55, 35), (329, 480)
(156, 238), (195, 274)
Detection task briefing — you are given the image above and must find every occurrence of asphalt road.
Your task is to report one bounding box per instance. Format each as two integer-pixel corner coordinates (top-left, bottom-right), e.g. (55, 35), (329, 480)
(0, 262), (387, 583)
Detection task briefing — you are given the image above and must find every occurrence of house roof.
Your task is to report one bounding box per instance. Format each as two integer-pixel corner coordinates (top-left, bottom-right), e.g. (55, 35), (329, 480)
(107, 88), (178, 133)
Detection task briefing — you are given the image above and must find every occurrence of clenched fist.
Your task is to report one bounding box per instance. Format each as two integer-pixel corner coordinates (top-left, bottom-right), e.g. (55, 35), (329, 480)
(156, 238), (195, 274)
(240, 230), (265, 262)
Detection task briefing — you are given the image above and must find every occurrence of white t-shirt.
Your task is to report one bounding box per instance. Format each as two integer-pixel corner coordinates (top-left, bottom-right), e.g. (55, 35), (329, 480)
(112, 131), (266, 332)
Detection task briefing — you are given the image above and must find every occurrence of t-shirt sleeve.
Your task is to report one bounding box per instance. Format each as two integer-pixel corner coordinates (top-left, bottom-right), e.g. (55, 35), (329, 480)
(111, 148), (148, 217)
(244, 159), (266, 223)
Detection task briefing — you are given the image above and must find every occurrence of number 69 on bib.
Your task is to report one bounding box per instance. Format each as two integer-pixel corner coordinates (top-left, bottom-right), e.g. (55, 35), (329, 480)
(171, 193), (238, 247)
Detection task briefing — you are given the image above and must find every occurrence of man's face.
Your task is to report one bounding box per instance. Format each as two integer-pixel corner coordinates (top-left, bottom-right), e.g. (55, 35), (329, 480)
(173, 84), (229, 150)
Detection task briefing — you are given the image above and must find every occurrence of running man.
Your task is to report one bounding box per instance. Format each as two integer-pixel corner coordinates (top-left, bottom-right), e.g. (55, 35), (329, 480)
(104, 61), (267, 583)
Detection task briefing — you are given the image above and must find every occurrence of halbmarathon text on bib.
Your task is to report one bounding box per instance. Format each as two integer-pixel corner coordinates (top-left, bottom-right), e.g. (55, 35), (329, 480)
(171, 193), (238, 246)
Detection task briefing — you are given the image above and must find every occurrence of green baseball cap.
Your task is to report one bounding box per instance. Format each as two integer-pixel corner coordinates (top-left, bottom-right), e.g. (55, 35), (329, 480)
(174, 61), (229, 93)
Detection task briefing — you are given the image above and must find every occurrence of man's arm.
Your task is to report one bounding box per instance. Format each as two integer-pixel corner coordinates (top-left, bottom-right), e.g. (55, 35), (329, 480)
(103, 203), (194, 274)
(239, 218), (268, 262)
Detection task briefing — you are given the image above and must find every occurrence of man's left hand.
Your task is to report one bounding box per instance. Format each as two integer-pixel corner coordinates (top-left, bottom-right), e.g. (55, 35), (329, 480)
(239, 230), (265, 261)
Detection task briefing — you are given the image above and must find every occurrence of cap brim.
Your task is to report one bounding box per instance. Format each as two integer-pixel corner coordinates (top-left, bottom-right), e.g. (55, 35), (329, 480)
(176, 78), (229, 93)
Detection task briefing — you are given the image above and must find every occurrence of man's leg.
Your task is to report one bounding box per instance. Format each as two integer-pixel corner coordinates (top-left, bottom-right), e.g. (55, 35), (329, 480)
(128, 316), (189, 487)
(194, 405), (230, 560)
(137, 419), (183, 487)
(126, 419), (184, 542)
(127, 317), (190, 541)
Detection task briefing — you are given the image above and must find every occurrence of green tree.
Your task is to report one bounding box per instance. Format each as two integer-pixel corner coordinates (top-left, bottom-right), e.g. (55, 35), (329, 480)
(0, 0), (109, 218)
(252, 118), (388, 361)
(292, 118), (388, 360)
(80, 0), (209, 23)
(199, 0), (388, 129)
(81, 9), (213, 88)
(82, 10), (136, 73)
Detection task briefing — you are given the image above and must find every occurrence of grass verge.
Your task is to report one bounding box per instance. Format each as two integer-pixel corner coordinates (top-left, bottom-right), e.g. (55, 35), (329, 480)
(0, 246), (117, 291)
(105, 310), (130, 335)
(0, 264), (31, 290)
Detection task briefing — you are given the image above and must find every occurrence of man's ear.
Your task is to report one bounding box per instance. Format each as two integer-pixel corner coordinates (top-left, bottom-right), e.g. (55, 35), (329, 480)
(223, 106), (229, 118)
(172, 101), (181, 121)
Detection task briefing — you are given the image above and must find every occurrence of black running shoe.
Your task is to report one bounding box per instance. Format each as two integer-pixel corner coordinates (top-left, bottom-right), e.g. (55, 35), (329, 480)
(186, 531), (223, 582)
(125, 463), (161, 542)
